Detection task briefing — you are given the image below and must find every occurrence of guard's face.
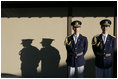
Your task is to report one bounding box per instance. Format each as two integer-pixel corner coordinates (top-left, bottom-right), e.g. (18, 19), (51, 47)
(101, 25), (110, 33)
(73, 27), (81, 33)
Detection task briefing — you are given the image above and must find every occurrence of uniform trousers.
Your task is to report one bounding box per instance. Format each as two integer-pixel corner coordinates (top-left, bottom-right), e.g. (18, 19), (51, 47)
(68, 65), (84, 78)
(96, 67), (112, 78)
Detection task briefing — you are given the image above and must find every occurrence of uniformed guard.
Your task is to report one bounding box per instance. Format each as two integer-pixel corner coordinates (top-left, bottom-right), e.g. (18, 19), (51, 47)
(65, 20), (88, 78)
(92, 19), (116, 78)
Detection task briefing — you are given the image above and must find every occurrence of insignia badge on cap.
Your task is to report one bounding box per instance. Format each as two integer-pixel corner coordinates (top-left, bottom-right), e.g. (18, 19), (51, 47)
(74, 21), (81, 27)
(75, 22), (79, 26)
(104, 21), (109, 25)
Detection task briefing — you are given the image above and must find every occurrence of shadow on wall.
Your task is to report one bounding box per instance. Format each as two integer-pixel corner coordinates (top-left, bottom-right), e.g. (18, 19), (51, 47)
(19, 39), (40, 78)
(1, 38), (116, 78)
(1, 73), (21, 78)
(84, 58), (96, 78)
(18, 38), (61, 78)
(38, 38), (61, 77)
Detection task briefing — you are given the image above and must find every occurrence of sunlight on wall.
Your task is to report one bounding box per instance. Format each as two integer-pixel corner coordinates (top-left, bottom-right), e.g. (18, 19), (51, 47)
(1, 17), (67, 76)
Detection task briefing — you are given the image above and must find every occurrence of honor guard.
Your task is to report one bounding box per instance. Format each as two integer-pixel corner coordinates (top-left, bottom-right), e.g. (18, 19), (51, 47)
(92, 19), (116, 78)
(65, 20), (88, 78)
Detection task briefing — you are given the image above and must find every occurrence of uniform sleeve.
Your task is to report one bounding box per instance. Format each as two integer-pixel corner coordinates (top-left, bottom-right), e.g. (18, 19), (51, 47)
(64, 36), (68, 46)
(112, 37), (116, 53)
(83, 37), (88, 55)
(64, 36), (72, 53)
(92, 36), (98, 56)
(64, 37), (69, 52)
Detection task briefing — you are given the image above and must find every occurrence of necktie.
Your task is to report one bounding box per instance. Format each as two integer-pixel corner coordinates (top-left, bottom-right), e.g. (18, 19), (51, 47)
(103, 35), (106, 44)
(75, 35), (78, 44)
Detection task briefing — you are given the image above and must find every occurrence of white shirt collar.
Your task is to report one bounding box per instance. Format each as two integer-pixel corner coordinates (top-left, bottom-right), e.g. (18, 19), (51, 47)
(102, 33), (108, 44)
(73, 33), (80, 44)
(102, 33), (108, 38)
(73, 33), (80, 38)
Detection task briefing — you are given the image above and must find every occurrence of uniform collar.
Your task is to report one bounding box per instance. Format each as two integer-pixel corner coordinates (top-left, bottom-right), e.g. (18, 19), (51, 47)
(99, 34), (110, 45)
(70, 33), (82, 41)
(102, 33), (108, 38)
(72, 33), (82, 38)
(73, 33), (80, 38)
(98, 34), (108, 39)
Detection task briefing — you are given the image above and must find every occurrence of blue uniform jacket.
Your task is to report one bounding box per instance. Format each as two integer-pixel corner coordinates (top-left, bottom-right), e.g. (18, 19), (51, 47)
(65, 34), (88, 67)
(92, 34), (115, 68)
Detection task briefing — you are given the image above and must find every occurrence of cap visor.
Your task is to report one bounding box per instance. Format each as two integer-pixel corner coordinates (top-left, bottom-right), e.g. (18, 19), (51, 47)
(73, 25), (81, 28)
(103, 24), (110, 26)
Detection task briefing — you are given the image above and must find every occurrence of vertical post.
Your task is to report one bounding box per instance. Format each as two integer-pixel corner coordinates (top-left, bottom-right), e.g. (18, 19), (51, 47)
(113, 16), (117, 78)
(114, 17), (117, 50)
(67, 5), (72, 77)
(67, 7), (72, 36)
(67, 17), (72, 36)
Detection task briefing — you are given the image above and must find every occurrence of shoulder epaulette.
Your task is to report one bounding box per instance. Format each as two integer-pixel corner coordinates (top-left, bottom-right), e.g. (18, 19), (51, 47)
(109, 34), (116, 38)
(82, 35), (87, 38)
(67, 34), (72, 37)
(80, 34), (87, 38)
(64, 34), (72, 46)
(65, 34), (72, 39)
(92, 34), (100, 45)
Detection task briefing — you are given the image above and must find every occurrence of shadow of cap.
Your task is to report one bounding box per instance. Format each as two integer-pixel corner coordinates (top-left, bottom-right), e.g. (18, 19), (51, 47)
(40, 38), (54, 44)
(21, 39), (34, 44)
